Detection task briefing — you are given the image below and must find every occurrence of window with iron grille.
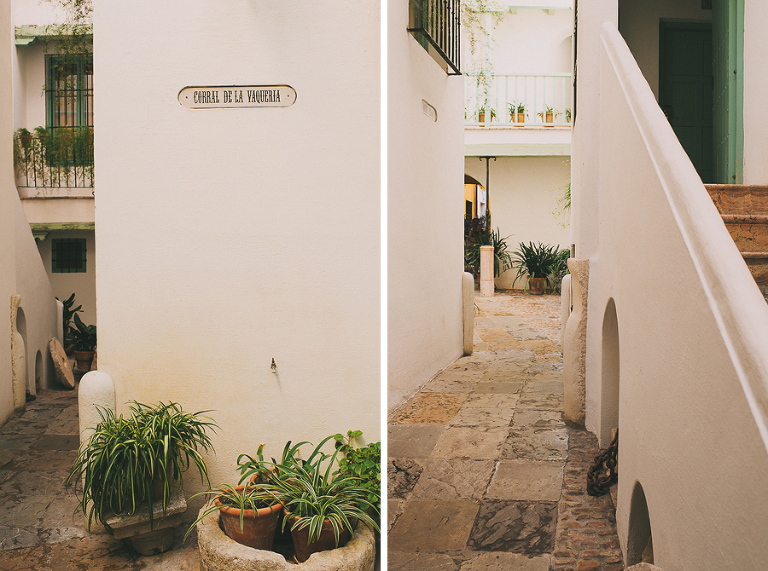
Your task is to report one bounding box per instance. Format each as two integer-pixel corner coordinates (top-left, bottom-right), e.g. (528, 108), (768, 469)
(46, 55), (93, 129)
(408, 0), (461, 75)
(52, 238), (87, 273)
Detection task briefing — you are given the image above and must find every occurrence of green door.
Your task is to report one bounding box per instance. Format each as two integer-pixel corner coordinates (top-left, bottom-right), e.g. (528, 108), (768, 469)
(712, 0), (744, 184)
(659, 22), (714, 183)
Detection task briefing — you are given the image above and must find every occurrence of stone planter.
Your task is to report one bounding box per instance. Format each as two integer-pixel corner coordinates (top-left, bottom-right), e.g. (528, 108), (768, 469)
(196, 501), (375, 571)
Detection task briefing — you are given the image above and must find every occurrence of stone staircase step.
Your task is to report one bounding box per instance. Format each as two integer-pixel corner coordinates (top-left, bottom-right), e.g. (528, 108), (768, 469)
(705, 184), (768, 214)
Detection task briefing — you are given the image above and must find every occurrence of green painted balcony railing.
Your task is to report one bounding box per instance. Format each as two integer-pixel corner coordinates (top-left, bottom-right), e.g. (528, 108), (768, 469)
(466, 73), (573, 127)
(13, 126), (94, 188)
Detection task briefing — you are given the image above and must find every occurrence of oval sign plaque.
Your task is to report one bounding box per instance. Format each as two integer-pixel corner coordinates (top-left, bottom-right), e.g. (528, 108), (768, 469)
(178, 85), (296, 109)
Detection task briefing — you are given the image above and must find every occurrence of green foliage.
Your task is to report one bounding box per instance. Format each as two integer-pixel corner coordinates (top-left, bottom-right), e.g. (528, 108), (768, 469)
(512, 242), (565, 286)
(56, 293), (82, 340)
(184, 482), (279, 542)
(254, 435), (380, 547)
(552, 180), (571, 228)
(334, 431), (381, 512)
(549, 248), (571, 293)
(66, 402), (218, 531)
(14, 127), (94, 187)
(465, 223), (514, 278)
(68, 313), (96, 351)
(509, 101), (526, 114)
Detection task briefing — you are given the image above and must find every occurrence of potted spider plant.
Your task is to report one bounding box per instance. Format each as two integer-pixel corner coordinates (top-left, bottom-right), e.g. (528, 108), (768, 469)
(478, 106), (496, 123)
(185, 483), (283, 550)
(258, 435), (380, 563)
(66, 401), (218, 534)
(509, 101), (526, 124)
(512, 242), (563, 295)
(69, 313), (96, 370)
(537, 105), (558, 126)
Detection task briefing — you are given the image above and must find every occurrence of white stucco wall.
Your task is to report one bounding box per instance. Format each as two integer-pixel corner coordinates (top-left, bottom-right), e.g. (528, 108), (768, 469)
(574, 20), (768, 569)
(1, 0), (16, 425)
(618, 0), (711, 100)
(464, 156), (570, 289)
(743, 0), (768, 184)
(1, 0), (59, 425)
(388, 0), (465, 411)
(35, 230), (96, 327)
(490, 8), (573, 75)
(94, 2), (381, 490)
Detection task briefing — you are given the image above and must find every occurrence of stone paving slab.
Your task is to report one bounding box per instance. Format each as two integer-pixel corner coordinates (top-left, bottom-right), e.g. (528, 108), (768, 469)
(469, 500), (558, 553)
(387, 425), (444, 458)
(410, 459), (495, 500)
(487, 460), (564, 501)
(387, 500), (479, 552)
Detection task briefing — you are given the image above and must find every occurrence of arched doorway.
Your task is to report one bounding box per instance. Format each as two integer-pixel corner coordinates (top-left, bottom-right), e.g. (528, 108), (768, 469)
(601, 298), (620, 447)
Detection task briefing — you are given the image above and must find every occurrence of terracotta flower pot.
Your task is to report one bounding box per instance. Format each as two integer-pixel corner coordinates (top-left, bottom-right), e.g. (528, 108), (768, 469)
(529, 277), (546, 295)
(215, 489), (283, 550)
(287, 515), (352, 563)
(74, 350), (94, 371)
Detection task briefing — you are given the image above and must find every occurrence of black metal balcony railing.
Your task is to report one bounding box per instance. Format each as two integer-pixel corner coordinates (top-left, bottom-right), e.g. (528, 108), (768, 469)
(408, 0), (461, 75)
(13, 126), (94, 189)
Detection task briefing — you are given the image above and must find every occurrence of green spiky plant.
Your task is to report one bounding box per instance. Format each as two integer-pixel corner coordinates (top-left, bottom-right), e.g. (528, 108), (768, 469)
(184, 482), (280, 543)
(465, 223), (514, 278)
(66, 402), (218, 531)
(257, 435), (380, 549)
(512, 242), (566, 290)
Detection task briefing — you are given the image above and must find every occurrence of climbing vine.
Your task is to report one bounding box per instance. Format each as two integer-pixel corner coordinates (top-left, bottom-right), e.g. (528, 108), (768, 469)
(461, 1), (505, 109)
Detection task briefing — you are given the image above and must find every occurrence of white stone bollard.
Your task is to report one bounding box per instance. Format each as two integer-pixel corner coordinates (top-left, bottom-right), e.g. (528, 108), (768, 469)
(79, 371), (116, 444)
(560, 273), (572, 346)
(479, 246), (494, 297)
(563, 258), (589, 426)
(463, 272), (475, 356)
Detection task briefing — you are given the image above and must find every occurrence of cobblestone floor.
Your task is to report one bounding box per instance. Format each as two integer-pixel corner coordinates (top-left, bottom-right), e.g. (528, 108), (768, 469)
(387, 291), (623, 571)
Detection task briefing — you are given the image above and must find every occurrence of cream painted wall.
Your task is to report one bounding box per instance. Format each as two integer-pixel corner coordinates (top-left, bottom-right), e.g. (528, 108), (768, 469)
(1, 0), (59, 425)
(490, 9), (573, 75)
(388, 0), (465, 411)
(13, 42), (47, 130)
(743, 0), (768, 184)
(618, 0), (711, 100)
(2, 0), (17, 425)
(575, 21), (768, 568)
(95, 2), (380, 490)
(464, 156), (570, 289)
(36, 230), (96, 327)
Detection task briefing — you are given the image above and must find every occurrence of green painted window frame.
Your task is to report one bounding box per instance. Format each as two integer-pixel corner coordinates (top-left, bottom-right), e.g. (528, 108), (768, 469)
(51, 238), (87, 274)
(45, 54), (94, 129)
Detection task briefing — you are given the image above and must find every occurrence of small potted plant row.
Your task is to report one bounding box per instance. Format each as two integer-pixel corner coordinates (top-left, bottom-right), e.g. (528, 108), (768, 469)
(188, 432), (381, 563)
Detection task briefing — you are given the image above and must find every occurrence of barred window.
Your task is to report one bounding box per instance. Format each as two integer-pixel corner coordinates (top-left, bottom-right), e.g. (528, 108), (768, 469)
(46, 55), (93, 129)
(52, 238), (87, 273)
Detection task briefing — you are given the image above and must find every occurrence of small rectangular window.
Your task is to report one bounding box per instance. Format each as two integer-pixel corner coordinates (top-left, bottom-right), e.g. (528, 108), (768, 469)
(52, 238), (87, 273)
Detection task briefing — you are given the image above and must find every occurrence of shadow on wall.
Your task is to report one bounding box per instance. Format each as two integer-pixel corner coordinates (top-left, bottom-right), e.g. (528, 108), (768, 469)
(627, 481), (654, 566)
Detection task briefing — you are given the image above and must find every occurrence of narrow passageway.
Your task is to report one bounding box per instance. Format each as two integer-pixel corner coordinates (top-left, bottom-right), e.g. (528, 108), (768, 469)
(387, 292), (623, 571)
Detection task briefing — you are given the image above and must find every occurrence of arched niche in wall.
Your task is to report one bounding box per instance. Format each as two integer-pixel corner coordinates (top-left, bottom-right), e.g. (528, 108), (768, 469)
(35, 350), (43, 391)
(16, 306), (29, 391)
(627, 480), (654, 566)
(601, 298), (620, 447)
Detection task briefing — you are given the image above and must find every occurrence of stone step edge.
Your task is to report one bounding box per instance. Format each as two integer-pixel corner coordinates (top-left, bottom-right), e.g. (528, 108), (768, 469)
(721, 214), (768, 224)
(741, 252), (768, 259)
(705, 184), (768, 192)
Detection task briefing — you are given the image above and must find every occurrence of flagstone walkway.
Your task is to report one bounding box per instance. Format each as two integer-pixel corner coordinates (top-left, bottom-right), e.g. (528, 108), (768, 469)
(387, 291), (623, 571)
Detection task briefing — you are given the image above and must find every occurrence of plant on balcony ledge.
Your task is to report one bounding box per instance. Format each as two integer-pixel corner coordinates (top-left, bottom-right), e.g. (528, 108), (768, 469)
(537, 105), (558, 126)
(509, 101), (526, 124)
(478, 106), (496, 123)
(13, 126), (94, 188)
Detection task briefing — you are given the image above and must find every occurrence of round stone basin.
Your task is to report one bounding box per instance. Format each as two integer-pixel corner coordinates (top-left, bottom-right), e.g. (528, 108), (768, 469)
(196, 502), (376, 571)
